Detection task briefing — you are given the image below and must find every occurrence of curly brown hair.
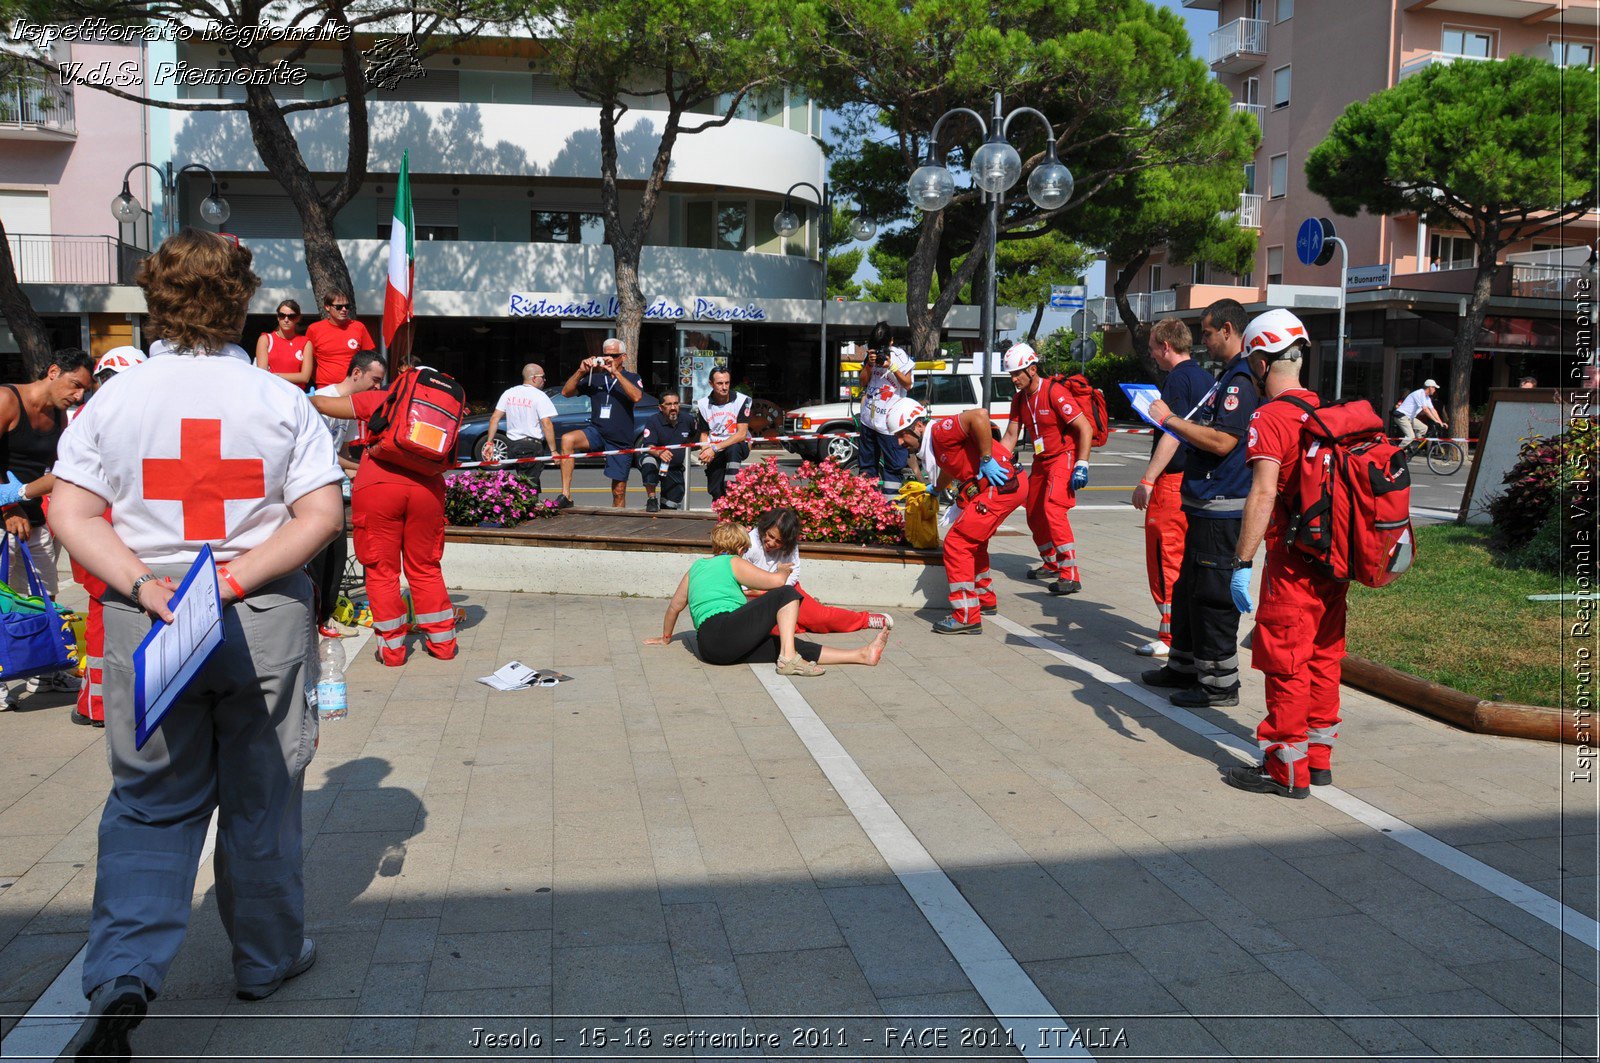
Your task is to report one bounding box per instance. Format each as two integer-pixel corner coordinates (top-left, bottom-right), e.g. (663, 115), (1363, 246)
(136, 229), (260, 354)
(710, 521), (748, 556)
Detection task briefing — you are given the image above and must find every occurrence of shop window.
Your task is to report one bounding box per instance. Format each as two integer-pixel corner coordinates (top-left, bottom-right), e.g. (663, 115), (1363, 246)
(532, 210), (605, 244)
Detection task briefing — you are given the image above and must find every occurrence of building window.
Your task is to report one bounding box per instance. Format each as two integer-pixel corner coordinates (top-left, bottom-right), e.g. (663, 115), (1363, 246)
(1277, 0), (1292, 21)
(1150, 264), (1163, 292)
(1269, 153), (1288, 199)
(1192, 262), (1205, 285)
(1442, 26), (1494, 58)
(1267, 245), (1283, 285)
(1430, 233), (1476, 271)
(1272, 65), (1291, 108)
(532, 210), (605, 245)
(685, 200), (749, 252)
(378, 197), (457, 241)
(1243, 162), (1256, 195)
(1551, 39), (1596, 67)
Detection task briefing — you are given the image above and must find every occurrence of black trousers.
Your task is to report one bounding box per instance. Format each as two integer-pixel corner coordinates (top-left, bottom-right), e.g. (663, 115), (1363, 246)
(309, 534), (348, 627)
(1167, 514), (1243, 695)
(705, 441), (750, 502)
(695, 585), (821, 664)
(502, 437), (547, 492)
(639, 452), (686, 508)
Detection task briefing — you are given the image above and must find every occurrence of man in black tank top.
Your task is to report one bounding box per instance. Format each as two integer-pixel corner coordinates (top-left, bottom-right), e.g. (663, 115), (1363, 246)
(0, 349), (94, 698)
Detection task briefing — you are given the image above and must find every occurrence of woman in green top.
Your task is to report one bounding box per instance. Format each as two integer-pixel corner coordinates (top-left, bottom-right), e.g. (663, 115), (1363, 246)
(644, 521), (890, 677)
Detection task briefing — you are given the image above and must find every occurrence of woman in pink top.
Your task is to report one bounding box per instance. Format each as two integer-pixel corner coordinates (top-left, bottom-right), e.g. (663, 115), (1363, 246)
(255, 298), (313, 386)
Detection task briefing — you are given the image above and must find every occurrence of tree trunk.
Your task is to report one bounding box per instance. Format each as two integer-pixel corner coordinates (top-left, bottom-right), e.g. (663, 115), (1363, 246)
(0, 218), (52, 379)
(1113, 252), (1151, 360)
(1025, 302), (1045, 341)
(905, 208), (992, 362)
(596, 98), (681, 365)
(1447, 249), (1500, 433)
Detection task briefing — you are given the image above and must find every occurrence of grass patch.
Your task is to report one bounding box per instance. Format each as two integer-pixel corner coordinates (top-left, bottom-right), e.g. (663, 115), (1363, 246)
(1345, 523), (1569, 708)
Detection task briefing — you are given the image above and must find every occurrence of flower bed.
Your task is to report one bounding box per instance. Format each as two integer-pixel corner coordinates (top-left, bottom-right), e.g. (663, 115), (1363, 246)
(712, 458), (905, 545)
(444, 470), (559, 527)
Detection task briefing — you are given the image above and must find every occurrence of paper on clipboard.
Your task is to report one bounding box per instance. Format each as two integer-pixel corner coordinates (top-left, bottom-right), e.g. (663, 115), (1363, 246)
(133, 545), (226, 750)
(1120, 383), (1168, 433)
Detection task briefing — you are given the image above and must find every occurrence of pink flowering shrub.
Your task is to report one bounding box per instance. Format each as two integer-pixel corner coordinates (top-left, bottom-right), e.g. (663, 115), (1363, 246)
(444, 470), (559, 526)
(712, 457), (905, 545)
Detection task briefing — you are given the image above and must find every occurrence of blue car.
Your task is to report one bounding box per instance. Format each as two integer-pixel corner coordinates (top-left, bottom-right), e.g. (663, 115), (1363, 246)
(455, 392), (660, 466)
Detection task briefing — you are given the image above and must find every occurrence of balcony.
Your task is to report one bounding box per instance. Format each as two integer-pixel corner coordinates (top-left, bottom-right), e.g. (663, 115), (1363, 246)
(1231, 101), (1266, 128)
(0, 74), (75, 140)
(1237, 193), (1263, 229)
(5, 234), (145, 284)
(1509, 262), (1587, 300)
(1210, 18), (1267, 72)
(1398, 51), (1496, 80)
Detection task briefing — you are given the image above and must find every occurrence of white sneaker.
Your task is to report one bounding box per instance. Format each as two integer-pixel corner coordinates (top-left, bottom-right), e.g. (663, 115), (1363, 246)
(1135, 640), (1170, 658)
(0, 684), (11, 711)
(27, 671), (78, 694)
(867, 613), (895, 631)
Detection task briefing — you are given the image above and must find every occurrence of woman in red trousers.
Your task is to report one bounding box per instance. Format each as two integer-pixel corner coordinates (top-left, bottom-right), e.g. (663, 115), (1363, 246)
(742, 508), (892, 634)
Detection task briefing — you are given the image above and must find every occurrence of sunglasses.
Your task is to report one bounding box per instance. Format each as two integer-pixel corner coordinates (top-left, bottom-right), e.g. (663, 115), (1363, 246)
(278, 311), (300, 319)
(328, 303), (352, 311)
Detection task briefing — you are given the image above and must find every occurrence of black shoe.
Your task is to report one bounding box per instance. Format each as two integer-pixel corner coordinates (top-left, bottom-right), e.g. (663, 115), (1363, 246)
(1310, 767), (1333, 786)
(1224, 764), (1309, 799)
(1048, 579), (1081, 596)
(63, 975), (148, 1062)
(645, 496), (660, 513)
(1141, 666), (1193, 689)
(1169, 684), (1240, 708)
(980, 605), (997, 616)
(70, 710), (96, 727)
(933, 616), (982, 635)
(1026, 564), (1052, 580)
(554, 495), (574, 510)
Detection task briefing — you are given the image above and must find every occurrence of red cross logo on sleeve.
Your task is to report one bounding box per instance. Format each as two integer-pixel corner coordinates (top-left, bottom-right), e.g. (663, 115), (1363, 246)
(142, 419), (266, 541)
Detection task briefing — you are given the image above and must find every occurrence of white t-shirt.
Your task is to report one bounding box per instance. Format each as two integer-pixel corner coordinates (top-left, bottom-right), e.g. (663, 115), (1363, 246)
(1397, 388), (1436, 420)
(149, 338), (251, 364)
(313, 383), (355, 452)
(54, 352), (343, 565)
(859, 345), (915, 434)
(494, 384), (558, 441)
(695, 392), (751, 445)
(743, 527), (800, 586)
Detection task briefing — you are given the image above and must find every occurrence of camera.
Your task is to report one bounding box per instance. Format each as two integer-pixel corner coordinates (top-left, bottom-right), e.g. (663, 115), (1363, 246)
(865, 349), (882, 368)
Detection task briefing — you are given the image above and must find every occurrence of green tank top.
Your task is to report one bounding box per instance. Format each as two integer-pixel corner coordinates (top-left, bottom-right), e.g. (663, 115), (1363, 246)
(688, 554), (748, 628)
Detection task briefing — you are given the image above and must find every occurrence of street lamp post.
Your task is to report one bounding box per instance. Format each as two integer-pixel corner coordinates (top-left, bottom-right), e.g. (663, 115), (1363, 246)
(907, 92), (1074, 405)
(773, 182), (875, 404)
(110, 161), (231, 243)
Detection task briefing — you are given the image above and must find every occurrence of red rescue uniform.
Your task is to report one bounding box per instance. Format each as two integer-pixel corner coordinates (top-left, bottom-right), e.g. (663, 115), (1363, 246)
(1246, 389), (1346, 789)
(350, 380), (458, 666)
(45, 493), (106, 724)
(929, 417), (1027, 623)
(1144, 472), (1185, 645)
(1009, 380), (1085, 583)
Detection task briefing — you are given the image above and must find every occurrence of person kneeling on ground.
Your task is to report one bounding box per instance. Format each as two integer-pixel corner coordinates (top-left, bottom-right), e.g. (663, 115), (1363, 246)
(742, 507), (892, 633)
(644, 521), (890, 677)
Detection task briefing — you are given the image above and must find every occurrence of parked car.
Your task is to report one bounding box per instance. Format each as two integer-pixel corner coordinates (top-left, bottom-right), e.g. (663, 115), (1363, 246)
(781, 362), (1017, 466)
(456, 392), (660, 465)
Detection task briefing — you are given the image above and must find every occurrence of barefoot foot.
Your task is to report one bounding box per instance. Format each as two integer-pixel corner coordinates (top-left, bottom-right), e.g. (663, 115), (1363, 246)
(865, 627), (891, 666)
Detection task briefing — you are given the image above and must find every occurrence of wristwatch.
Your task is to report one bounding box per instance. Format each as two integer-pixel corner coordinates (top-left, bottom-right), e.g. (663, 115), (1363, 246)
(130, 572), (160, 601)
(1230, 557), (1253, 570)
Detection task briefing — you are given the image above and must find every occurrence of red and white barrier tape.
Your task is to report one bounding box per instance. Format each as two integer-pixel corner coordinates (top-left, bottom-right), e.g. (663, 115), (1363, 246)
(452, 432), (863, 471)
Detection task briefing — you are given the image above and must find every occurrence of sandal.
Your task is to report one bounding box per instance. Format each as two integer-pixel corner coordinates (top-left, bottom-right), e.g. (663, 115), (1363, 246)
(776, 655), (825, 677)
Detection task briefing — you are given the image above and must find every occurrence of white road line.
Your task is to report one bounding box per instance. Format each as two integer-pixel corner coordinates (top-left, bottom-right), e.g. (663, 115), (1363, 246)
(1411, 505), (1463, 521)
(751, 666), (1088, 1060)
(2, 814), (220, 1060)
(5, 630), (372, 1061)
(988, 614), (1600, 953)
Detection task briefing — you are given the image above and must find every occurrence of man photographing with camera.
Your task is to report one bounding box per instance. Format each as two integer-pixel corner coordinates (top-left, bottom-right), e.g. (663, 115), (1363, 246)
(555, 338), (645, 509)
(856, 320), (915, 497)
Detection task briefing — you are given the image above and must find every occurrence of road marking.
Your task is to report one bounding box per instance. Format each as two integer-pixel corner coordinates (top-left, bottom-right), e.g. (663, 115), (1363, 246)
(751, 665), (1088, 1060)
(988, 614), (1600, 954)
(1411, 505), (1462, 521)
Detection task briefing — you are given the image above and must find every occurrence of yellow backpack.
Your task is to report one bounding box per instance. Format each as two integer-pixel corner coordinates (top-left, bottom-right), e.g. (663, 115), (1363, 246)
(898, 481), (940, 550)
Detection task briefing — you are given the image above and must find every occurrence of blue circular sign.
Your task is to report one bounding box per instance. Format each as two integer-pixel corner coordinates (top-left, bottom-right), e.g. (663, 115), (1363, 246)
(1296, 217), (1325, 267)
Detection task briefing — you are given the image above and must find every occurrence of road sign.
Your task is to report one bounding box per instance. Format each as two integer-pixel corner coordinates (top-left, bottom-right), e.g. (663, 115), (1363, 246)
(1345, 263), (1390, 290)
(1049, 284), (1086, 310)
(1070, 307), (1098, 335)
(1296, 217), (1337, 267)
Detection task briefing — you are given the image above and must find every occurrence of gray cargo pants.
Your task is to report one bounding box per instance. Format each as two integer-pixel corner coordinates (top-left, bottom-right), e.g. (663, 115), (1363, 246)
(83, 569), (319, 998)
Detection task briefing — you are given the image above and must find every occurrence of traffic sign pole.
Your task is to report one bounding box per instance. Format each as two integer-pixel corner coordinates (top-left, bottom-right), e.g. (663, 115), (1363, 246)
(1332, 236), (1348, 400)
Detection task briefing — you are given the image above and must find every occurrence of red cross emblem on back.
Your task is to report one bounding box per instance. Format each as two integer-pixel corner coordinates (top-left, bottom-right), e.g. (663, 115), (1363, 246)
(143, 419), (266, 541)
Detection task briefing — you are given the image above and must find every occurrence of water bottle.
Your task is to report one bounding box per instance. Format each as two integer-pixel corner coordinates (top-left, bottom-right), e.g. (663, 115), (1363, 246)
(316, 638), (348, 722)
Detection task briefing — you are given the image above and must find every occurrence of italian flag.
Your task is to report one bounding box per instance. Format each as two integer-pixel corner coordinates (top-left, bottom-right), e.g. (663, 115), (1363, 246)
(382, 149), (414, 348)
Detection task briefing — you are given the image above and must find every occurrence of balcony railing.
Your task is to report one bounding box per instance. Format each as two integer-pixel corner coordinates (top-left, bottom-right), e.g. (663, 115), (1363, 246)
(1210, 18), (1267, 71)
(1398, 51), (1495, 80)
(1232, 101), (1265, 128)
(1086, 291), (1175, 326)
(4, 234), (147, 285)
(1510, 262), (1585, 300)
(1237, 193), (1263, 229)
(0, 75), (75, 137)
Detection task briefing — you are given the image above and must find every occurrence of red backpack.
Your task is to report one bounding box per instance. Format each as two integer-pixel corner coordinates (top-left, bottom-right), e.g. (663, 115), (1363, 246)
(365, 366), (467, 475)
(1277, 395), (1415, 588)
(1045, 374), (1110, 448)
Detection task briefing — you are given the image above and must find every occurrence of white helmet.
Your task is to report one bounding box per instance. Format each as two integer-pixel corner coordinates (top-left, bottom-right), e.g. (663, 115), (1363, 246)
(94, 346), (146, 376)
(1002, 342), (1040, 374)
(884, 397), (929, 436)
(1243, 308), (1310, 359)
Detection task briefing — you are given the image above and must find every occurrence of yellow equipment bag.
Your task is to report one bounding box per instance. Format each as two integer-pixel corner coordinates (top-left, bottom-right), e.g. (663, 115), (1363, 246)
(898, 481), (940, 550)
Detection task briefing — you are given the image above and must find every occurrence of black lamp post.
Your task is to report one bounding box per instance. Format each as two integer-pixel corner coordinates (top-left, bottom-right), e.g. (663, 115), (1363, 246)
(111, 161), (231, 241)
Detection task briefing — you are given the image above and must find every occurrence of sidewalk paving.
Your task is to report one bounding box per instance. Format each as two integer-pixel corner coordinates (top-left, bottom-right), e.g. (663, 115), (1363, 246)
(0, 505), (1594, 1062)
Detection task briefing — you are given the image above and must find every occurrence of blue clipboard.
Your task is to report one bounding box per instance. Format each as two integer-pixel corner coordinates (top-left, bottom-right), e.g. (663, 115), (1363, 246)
(132, 545), (226, 750)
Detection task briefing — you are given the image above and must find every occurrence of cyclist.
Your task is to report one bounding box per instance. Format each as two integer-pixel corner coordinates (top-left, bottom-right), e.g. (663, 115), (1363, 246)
(1394, 379), (1447, 451)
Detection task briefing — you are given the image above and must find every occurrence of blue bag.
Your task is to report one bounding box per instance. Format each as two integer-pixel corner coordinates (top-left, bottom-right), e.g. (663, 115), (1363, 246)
(0, 535), (75, 681)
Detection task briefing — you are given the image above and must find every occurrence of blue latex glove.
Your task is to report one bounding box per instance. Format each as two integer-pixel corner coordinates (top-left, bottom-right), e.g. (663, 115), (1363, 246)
(0, 472), (27, 508)
(1230, 567), (1254, 613)
(1070, 460), (1090, 491)
(979, 456), (1011, 488)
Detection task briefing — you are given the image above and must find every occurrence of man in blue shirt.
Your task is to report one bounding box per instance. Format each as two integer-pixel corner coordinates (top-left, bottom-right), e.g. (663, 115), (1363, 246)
(1142, 299), (1261, 708)
(554, 337), (644, 509)
(637, 391), (694, 511)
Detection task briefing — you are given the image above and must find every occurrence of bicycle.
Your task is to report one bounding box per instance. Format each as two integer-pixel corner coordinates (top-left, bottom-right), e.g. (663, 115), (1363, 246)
(1399, 422), (1464, 476)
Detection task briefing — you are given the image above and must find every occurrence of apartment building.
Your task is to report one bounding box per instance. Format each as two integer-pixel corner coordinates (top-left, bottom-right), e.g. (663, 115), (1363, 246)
(1, 30), (998, 406)
(1097, 0), (1597, 412)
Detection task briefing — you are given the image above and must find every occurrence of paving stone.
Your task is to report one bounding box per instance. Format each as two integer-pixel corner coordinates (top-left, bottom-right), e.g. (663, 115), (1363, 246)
(820, 883), (971, 999)
(1274, 911), (1471, 1002)
(428, 930), (552, 992)
(550, 941), (681, 1016)
(947, 862), (1122, 963)
(735, 946), (881, 1015)
(371, 916), (439, 965)
(713, 880), (845, 955)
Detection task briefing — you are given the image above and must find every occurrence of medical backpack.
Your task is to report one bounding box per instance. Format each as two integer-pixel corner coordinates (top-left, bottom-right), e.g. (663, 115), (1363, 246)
(364, 366), (467, 475)
(1044, 374), (1110, 448)
(1277, 395), (1415, 588)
